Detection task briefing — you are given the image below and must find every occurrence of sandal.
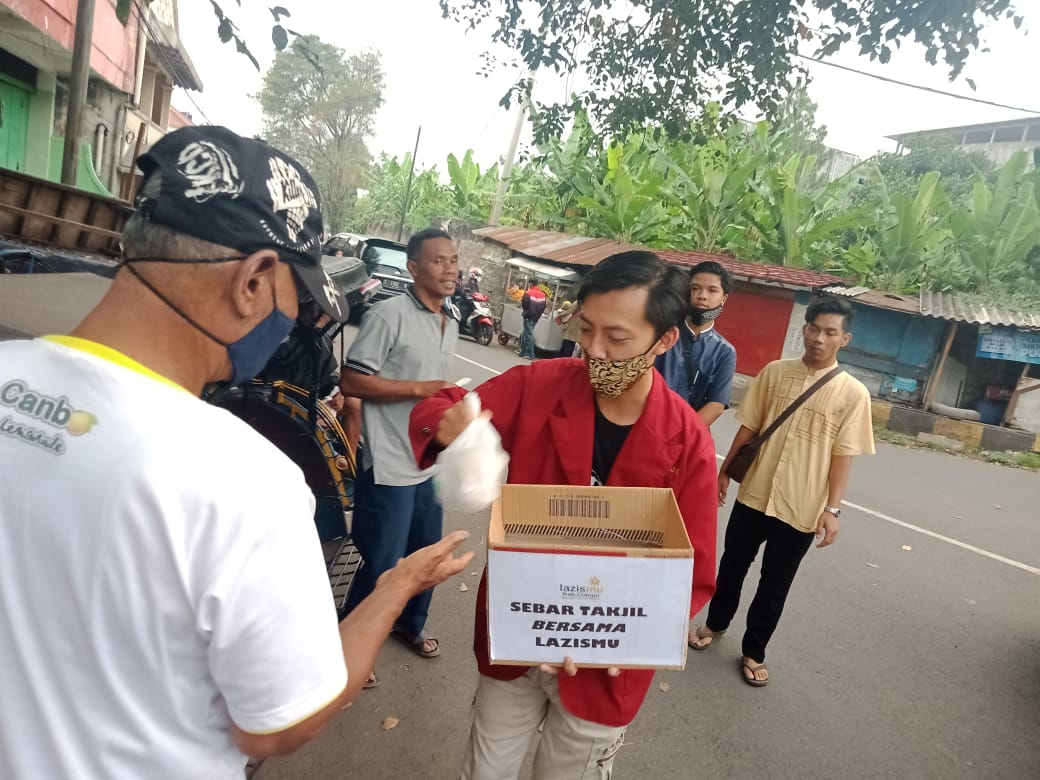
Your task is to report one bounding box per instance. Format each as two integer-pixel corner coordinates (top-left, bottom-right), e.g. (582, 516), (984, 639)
(363, 670), (380, 689)
(741, 658), (769, 687)
(689, 625), (725, 651)
(391, 626), (441, 658)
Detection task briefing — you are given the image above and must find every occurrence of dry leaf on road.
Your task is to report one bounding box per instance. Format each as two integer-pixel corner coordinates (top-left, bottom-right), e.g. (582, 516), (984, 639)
(459, 582), (470, 592)
(658, 682), (670, 692)
(381, 716), (400, 731)
(865, 562), (880, 568)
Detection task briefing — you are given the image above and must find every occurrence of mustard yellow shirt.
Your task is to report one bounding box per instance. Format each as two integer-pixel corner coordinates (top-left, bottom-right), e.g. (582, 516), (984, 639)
(735, 358), (875, 532)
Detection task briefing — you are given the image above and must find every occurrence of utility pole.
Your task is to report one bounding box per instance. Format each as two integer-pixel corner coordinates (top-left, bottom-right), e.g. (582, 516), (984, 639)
(396, 125), (422, 242)
(489, 79), (532, 226)
(61, 0), (97, 186)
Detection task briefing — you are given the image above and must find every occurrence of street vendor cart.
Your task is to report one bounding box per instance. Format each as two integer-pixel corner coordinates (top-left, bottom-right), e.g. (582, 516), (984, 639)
(497, 257), (582, 354)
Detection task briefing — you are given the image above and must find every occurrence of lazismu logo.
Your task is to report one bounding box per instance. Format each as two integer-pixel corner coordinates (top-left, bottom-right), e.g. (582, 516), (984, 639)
(559, 576), (604, 600)
(0, 380), (98, 435)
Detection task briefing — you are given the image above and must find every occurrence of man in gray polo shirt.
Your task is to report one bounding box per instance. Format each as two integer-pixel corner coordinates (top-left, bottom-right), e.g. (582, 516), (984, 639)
(340, 228), (459, 683)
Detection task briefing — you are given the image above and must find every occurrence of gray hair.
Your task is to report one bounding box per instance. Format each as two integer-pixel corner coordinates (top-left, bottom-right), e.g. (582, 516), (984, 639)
(121, 173), (240, 261)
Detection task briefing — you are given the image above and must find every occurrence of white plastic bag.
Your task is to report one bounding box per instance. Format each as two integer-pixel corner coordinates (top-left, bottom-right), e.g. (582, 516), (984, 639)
(434, 392), (509, 513)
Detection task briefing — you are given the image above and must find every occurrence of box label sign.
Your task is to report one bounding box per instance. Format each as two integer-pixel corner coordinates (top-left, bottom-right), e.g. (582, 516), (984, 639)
(487, 550), (693, 668)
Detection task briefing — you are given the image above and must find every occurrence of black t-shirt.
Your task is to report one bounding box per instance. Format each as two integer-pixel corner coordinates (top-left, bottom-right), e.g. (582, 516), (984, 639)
(591, 405), (633, 486)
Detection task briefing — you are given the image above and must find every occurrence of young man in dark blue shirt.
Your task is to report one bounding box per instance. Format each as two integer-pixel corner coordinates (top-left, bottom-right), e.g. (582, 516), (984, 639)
(656, 261), (737, 427)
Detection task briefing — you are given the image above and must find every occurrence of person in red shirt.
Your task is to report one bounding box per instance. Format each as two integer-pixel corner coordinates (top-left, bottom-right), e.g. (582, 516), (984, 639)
(518, 282), (547, 359)
(411, 251), (718, 780)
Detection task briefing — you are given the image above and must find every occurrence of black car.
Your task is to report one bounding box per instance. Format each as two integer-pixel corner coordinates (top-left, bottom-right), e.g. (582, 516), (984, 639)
(320, 251), (381, 322)
(323, 233), (412, 308)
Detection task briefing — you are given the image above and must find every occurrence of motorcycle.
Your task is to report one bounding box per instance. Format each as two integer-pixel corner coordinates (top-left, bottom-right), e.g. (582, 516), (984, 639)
(452, 290), (495, 346)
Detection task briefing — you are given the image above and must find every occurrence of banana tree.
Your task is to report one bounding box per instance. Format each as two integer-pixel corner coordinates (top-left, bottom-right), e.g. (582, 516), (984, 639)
(856, 168), (955, 291)
(745, 152), (867, 268)
(348, 153), (450, 232)
(569, 134), (672, 245)
(446, 149), (500, 222)
(663, 123), (764, 253)
(500, 163), (563, 229)
(946, 151), (1040, 289)
(535, 111), (599, 222)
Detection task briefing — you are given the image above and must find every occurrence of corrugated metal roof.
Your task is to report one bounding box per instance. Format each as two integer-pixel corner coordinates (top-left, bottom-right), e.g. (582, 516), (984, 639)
(824, 285), (871, 297)
(472, 227), (644, 267)
(474, 226), (845, 290)
(919, 290), (1040, 329)
(821, 285), (920, 315)
(822, 285), (1040, 327)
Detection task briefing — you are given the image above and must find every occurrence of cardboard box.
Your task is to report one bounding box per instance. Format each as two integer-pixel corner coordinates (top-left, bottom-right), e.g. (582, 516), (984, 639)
(487, 484), (694, 670)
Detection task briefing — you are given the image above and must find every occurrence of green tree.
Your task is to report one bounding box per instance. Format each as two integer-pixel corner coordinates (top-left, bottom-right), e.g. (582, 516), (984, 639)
(498, 162), (562, 229)
(744, 151), (867, 268)
(446, 150), (500, 221)
(258, 37), (385, 231)
(945, 151), (1040, 289)
(663, 123), (767, 253)
(442, 0), (1024, 140)
(533, 111), (599, 224)
(348, 153), (450, 234)
(862, 136), (996, 203)
(567, 134), (672, 245)
(845, 169), (954, 291)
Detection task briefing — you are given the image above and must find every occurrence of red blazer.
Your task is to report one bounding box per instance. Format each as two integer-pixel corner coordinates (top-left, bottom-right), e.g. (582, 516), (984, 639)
(410, 359), (718, 727)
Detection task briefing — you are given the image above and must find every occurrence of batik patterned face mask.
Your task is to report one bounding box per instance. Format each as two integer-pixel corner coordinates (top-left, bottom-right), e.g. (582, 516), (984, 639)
(687, 303), (723, 326)
(585, 342), (658, 398)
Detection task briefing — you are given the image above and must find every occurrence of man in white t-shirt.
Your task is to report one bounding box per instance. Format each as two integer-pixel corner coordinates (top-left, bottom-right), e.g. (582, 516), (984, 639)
(0, 126), (472, 779)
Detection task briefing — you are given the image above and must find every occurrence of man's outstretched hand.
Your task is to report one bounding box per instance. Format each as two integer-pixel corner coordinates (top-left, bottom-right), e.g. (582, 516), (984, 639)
(383, 530), (474, 595)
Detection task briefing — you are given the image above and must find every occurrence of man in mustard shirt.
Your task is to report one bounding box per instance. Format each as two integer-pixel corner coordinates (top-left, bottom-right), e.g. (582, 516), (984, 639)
(691, 298), (875, 686)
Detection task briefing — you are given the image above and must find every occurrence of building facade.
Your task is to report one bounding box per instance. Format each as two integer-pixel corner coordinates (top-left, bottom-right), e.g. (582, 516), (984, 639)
(888, 117), (1040, 168)
(0, 0), (199, 197)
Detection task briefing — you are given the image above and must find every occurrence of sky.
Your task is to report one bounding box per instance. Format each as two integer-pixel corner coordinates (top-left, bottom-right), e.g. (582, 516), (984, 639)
(173, 1), (1039, 171)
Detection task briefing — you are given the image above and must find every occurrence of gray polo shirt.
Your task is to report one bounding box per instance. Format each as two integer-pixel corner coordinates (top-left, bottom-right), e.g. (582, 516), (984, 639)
(344, 288), (458, 486)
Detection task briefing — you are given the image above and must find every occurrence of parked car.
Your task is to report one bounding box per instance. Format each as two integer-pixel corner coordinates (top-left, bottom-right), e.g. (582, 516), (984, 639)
(323, 233), (412, 308)
(320, 251), (381, 322)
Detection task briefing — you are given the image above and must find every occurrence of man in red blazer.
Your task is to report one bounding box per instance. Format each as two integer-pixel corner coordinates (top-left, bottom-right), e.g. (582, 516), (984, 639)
(411, 251), (718, 780)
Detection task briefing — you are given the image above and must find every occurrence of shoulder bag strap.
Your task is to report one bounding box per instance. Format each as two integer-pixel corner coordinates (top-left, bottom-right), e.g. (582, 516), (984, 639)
(748, 365), (844, 447)
(680, 326), (699, 406)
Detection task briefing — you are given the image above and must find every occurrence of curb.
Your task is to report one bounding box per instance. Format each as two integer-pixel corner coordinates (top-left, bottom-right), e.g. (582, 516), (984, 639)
(871, 400), (1040, 454)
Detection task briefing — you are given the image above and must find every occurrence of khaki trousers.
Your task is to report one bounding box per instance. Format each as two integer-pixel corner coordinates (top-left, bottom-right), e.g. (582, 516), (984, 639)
(460, 669), (626, 780)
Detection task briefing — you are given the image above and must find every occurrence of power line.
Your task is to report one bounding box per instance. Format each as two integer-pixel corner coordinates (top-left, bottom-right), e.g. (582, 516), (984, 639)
(797, 54), (1040, 116)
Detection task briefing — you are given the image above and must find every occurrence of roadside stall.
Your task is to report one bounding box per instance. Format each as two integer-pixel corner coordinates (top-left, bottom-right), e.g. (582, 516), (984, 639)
(497, 256), (582, 354)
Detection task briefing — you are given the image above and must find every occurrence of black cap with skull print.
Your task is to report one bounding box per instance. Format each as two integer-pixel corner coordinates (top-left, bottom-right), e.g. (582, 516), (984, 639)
(134, 125), (349, 322)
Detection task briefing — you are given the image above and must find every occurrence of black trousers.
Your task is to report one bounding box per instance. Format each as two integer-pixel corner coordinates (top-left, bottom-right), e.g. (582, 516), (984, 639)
(705, 501), (814, 663)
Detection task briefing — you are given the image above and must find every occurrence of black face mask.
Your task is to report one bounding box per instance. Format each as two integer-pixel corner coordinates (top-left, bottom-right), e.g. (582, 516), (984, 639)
(687, 303), (723, 326)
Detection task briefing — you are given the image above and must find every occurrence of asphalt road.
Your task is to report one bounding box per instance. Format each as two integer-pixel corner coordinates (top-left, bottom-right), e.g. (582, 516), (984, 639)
(257, 329), (1040, 780)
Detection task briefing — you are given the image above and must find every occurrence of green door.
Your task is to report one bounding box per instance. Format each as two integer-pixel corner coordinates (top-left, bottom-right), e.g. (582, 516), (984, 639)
(0, 80), (31, 172)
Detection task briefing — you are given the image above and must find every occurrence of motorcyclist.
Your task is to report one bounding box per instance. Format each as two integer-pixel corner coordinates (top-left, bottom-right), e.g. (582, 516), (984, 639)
(464, 266), (483, 295)
(454, 267), (484, 326)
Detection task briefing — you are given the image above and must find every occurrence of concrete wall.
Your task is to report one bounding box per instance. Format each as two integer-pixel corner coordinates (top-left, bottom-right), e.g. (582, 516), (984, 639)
(872, 399), (1040, 453)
